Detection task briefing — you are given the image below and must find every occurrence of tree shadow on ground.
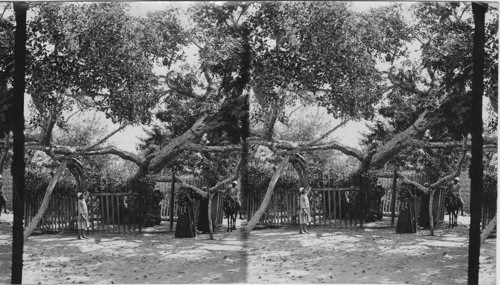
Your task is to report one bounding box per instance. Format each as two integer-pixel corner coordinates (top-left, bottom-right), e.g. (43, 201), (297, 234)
(0, 219), (13, 284)
(22, 229), (249, 284)
(239, 216), (494, 284)
(0, 215), (495, 284)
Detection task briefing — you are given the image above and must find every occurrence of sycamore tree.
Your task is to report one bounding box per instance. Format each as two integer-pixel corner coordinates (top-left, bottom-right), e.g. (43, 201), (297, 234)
(243, 2), (497, 235)
(0, 2), (247, 239)
(1, 2), (497, 239)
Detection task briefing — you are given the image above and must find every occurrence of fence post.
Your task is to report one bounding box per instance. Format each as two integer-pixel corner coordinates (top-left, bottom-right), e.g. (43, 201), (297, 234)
(391, 167), (397, 226)
(170, 171), (175, 231)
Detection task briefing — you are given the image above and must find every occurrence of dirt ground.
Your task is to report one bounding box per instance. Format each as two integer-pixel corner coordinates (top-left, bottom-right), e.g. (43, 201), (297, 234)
(0, 213), (496, 284)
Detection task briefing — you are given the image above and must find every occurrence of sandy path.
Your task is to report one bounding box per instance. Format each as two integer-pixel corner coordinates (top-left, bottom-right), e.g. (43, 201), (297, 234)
(0, 214), (496, 284)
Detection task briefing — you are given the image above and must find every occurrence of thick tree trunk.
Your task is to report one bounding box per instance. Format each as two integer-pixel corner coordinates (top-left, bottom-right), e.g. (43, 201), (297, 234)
(240, 94), (250, 218)
(11, 3), (28, 284)
(429, 189), (435, 235)
(241, 154), (290, 238)
(396, 196), (417, 234)
(67, 159), (86, 194)
(23, 160), (67, 241)
(170, 171), (175, 231)
(480, 214), (496, 243)
(290, 154), (310, 187)
(469, 4), (487, 284)
(391, 167), (397, 226)
(148, 114), (219, 173)
(370, 111), (444, 169)
(418, 189), (440, 231)
(208, 192), (214, 240)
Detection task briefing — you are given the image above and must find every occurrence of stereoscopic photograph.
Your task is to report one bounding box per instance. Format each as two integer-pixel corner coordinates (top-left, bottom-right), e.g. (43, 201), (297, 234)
(0, 1), (497, 284)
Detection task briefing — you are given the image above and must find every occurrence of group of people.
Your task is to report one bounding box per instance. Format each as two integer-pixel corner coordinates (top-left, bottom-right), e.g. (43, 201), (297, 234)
(72, 180), (313, 238)
(174, 181), (313, 236)
(73, 176), (463, 239)
(175, 180), (241, 238)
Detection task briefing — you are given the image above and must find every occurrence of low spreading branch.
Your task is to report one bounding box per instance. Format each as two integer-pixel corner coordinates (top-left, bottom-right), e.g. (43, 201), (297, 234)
(174, 159), (242, 198)
(398, 137), (469, 192)
(407, 137), (496, 150)
(83, 124), (128, 151)
(25, 143), (142, 166)
(302, 119), (349, 148)
(183, 143), (241, 153)
(430, 138), (468, 188)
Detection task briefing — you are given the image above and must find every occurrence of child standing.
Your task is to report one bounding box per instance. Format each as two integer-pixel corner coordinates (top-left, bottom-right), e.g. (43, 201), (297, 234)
(77, 192), (89, 239)
(299, 187), (310, 234)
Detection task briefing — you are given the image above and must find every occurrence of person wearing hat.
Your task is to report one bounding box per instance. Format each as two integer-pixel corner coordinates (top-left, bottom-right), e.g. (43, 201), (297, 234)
(77, 191), (89, 239)
(0, 175), (7, 215)
(298, 186), (311, 234)
(449, 177), (465, 216)
(226, 180), (242, 219)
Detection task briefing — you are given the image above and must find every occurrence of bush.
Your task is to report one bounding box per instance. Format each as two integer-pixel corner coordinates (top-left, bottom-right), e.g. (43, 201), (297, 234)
(25, 170), (77, 198)
(483, 172), (497, 220)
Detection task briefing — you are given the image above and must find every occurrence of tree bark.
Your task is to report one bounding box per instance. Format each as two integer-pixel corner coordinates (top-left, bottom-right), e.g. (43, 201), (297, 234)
(391, 167), (397, 226)
(11, 2), (28, 284)
(240, 93), (250, 218)
(241, 154), (290, 238)
(396, 193), (417, 234)
(428, 189), (435, 235)
(66, 159), (86, 194)
(208, 192), (214, 240)
(418, 188), (441, 231)
(169, 171), (175, 231)
(148, 113), (220, 173)
(23, 160), (68, 241)
(469, 4), (487, 284)
(370, 111), (444, 168)
(480, 214), (496, 244)
(290, 154), (310, 187)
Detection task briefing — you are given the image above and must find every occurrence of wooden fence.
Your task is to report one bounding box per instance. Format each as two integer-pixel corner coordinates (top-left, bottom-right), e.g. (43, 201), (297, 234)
(25, 194), (78, 231)
(25, 192), (143, 233)
(246, 187), (364, 228)
(378, 177), (400, 216)
(377, 171), (449, 225)
(156, 176), (225, 229)
(481, 203), (496, 230)
(245, 167), (365, 228)
(87, 193), (143, 232)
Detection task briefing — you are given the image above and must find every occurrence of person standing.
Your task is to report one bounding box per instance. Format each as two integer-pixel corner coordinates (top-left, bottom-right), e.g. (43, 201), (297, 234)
(450, 177), (465, 216)
(0, 175), (8, 215)
(175, 187), (197, 238)
(226, 180), (242, 219)
(299, 186), (311, 234)
(77, 192), (89, 239)
(197, 187), (213, 234)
